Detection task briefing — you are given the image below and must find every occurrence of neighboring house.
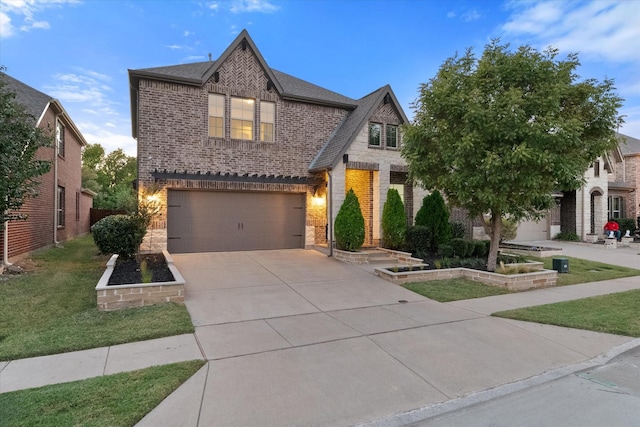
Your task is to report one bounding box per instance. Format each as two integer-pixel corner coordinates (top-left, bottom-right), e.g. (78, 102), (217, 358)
(608, 132), (640, 224)
(129, 30), (426, 254)
(513, 131), (640, 242)
(1, 74), (93, 265)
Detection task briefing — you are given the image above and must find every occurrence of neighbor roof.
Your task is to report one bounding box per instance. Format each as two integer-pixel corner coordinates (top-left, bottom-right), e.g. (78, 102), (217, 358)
(1, 73), (88, 146)
(617, 132), (640, 156)
(1, 73), (53, 125)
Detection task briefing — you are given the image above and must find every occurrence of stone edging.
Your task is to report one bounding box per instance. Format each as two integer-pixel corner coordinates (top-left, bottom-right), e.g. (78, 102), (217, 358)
(95, 250), (186, 311)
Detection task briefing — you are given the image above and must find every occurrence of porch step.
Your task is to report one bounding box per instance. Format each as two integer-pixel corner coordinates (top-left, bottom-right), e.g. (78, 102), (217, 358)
(368, 255), (398, 264)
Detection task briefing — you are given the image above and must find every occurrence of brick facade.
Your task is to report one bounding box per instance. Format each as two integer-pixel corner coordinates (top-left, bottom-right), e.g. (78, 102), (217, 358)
(133, 31), (424, 251)
(1, 105), (91, 262)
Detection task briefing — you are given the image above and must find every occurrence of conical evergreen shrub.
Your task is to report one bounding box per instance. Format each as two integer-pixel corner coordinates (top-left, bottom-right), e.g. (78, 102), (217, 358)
(415, 190), (451, 251)
(382, 188), (406, 250)
(334, 188), (365, 251)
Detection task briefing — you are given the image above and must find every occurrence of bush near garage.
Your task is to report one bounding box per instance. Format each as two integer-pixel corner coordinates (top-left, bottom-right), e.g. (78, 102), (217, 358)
(91, 214), (146, 258)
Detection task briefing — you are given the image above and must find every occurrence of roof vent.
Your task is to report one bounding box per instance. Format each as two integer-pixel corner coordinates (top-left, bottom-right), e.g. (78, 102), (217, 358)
(208, 53), (212, 61)
(267, 80), (273, 91)
(241, 39), (247, 50)
(383, 93), (392, 104)
(214, 71), (220, 83)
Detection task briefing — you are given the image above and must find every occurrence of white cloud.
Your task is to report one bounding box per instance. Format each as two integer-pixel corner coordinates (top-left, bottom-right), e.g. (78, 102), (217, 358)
(207, 1), (219, 11)
(502, 1), (640, 64)
(183, 30), (192, 36)
(0, 11), (14, 37)
(461, 9), (480, 22)
(229, 0), (279, 14)
(79, 122), (137, 157)
(165, 44), (183, 50)
(0, 0), (78, 38)
(447, 11), (456, 18)
(183, 55), (206, 61)
(46, 70), (119, 117)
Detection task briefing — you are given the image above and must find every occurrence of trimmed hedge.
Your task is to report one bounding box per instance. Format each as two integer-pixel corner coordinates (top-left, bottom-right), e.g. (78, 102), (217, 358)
(91, 214), (146, 258)
(382, 188), (406, 250)
(406, 225), (431, 256)
(335, 189), (365, 251)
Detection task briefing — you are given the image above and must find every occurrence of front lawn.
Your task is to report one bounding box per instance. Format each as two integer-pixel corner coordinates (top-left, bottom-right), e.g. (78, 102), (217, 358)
(0, 235), (194, 360)
(0, 360), (205, 427)
(493, 289), (640, 337)
(403, 278), (511, 302)
(528, 255), (640, 286)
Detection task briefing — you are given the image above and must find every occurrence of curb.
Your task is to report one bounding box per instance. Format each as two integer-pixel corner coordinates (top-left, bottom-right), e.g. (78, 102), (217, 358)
(357, 337), (640, 427)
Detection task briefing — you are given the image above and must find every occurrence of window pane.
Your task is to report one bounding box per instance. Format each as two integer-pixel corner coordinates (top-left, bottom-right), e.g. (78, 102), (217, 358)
(231, 97), (254, 140)
(369, 123), (381, 146)
(386, 125), (397, 148)
(208, 94), (225, 138)
(260, 101), (275, 142)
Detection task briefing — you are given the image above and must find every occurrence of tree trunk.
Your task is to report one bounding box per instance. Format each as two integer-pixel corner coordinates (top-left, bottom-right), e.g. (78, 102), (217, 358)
(487, 213), (502, 272)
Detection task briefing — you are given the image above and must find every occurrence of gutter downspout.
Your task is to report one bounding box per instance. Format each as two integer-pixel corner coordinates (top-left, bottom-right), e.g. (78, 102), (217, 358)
(53, 116), (59, 246)
(3, 213), (10, 267)
(327, 168), (333, 257)
(581, 185), (586, 240)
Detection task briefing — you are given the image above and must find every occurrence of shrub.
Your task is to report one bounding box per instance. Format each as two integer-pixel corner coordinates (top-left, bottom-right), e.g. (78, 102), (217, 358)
(554, 231), (579, 241)
(381, 188), (406, 250)
(91, 214), (146, 258)
(483, 216), (518, 242)
(334, 189), (365, 251)
(438, 244), (454, 258)
(450, 221), (466, 239)
(415, 190), (451, 251)
(450, 238), (468, 257)
(614, 218), (636, 236)
(473, 240), (488, 257)
(465, 240), (475, 257)
(406, 225), (431, 256)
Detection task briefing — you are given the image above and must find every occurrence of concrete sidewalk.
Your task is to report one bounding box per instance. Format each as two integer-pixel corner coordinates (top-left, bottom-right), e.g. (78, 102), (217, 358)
(1, 244), (639, 427)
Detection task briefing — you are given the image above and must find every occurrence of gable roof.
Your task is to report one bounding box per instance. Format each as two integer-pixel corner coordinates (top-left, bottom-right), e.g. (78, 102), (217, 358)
(617, 132), (640, 156)
(309, 85), (408, 172)
(129, 29), (409, 170)
(1, 73), (88, 146)
(1, 73), (53, 125)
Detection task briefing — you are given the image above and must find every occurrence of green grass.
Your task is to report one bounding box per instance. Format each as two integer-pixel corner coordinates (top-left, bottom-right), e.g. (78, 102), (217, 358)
(0, 235), (194, 360)
(403, 278), (511, 302)
(0, 360), (205, 427)
(494, 289), (640, 337)
(528, 255), (640, 286)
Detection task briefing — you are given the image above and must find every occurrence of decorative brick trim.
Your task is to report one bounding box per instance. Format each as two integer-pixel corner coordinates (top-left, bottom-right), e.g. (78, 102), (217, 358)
(390, 164), (408, 173)
(346, 161), (379, 171)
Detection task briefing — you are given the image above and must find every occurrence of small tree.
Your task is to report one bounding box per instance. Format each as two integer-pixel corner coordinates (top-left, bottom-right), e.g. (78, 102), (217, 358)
(334, 188), (365, 251)
(415, 191), (451, 251)
(0, 72), (52, 230)
(381, 188), (406, 250)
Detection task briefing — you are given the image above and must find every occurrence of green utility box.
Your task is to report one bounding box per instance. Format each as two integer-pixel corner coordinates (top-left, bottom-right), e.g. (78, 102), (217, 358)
(552, 257), (569, 273)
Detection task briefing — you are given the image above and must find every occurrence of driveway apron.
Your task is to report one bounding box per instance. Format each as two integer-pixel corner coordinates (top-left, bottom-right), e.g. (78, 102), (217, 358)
(167, 249), (636, 427)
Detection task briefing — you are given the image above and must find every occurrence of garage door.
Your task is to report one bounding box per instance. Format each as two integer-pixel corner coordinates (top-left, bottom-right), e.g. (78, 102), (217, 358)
(515, 218), (548, 241)
(167, 190), (305, 253)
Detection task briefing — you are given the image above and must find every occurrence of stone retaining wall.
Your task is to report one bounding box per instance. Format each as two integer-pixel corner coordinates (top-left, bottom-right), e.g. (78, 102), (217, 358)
(96, 250), (185, 311)
(375, 265), (557, 291)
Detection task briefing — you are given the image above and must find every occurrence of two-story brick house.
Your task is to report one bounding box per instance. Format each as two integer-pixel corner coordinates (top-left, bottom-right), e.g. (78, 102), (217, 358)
(1, 74), (93, 266)
(129, 30), (426, 253)
(607, 132), (640, 222)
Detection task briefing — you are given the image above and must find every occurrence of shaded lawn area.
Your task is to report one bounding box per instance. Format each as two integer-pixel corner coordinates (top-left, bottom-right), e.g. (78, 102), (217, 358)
(403, 278), (511, 302)
(0, 360), (205, 427)
(527, 255), (640, 286)
(0, 235), (194, 360)
(493, 289), (640, 337)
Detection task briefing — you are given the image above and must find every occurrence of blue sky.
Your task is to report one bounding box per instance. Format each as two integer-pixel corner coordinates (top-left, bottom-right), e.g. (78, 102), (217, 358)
(2, 0), (639, 157)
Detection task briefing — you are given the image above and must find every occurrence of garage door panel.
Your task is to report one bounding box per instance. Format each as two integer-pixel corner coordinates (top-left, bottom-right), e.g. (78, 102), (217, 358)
(167, 190), (305, 253)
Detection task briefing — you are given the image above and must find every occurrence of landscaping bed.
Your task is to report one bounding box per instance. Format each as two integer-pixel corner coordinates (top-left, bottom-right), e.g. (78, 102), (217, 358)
(96, 250), (186, 311)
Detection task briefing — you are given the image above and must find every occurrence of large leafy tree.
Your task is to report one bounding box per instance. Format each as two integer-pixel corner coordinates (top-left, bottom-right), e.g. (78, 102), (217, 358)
(82, 144), (137, 210)
(0, 74), (52, 229)
(402, 41), (623, 271)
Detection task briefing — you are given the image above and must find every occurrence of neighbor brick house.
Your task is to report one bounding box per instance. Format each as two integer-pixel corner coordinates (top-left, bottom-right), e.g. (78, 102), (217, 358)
(607, 132), (640, 223)
(1, 73), (93, 265)
(129, 30), (426, 253)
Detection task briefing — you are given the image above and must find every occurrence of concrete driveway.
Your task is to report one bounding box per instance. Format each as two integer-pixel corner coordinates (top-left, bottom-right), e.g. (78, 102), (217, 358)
(165, 249), (635, 427)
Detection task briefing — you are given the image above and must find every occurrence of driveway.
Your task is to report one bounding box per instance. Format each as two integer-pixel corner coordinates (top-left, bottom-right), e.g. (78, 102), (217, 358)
(166, 249), (634, 427)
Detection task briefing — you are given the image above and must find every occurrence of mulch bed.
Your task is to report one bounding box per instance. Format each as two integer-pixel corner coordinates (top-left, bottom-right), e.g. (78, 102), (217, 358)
(108, 253), (174, 285)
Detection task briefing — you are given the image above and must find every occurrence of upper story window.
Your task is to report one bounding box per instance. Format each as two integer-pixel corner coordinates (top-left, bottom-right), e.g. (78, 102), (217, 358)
(260, 101), (275, 142)
(231, 97), (254, 140)
(386, 125), (398, 148)
(208, 94), (225, 138)
(369, 123), (381, 147)
(57, 186), (65, 227)
(56, 121), (65, 157)
(593, 160), (600, 177)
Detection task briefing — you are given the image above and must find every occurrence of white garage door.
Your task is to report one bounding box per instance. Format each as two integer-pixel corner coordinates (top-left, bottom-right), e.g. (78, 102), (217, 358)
(167, 190), (305, 253)
(515, 218), (548, 241)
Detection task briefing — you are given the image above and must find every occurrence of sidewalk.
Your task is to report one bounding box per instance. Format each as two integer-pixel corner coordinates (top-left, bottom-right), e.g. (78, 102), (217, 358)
(1, 243), (639, 426)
